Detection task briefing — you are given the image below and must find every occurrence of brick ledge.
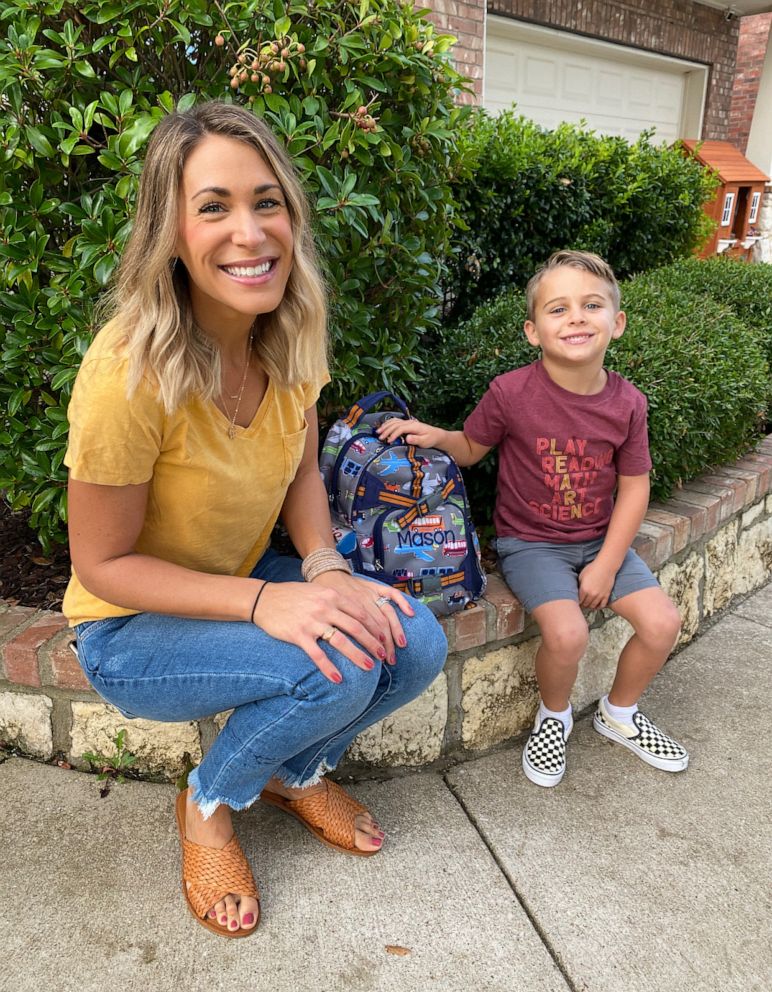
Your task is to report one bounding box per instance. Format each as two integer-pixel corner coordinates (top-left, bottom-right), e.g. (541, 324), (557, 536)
(0, 433), (770, 690)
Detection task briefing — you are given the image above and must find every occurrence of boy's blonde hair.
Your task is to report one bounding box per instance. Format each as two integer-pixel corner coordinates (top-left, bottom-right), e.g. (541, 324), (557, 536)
(525, 250), (620, 321)
(105, 101), (327, 413)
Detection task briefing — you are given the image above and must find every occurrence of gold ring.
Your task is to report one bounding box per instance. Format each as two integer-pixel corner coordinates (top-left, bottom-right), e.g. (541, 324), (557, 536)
(374, 595), (390, 609)
(320, 626), (336, 642)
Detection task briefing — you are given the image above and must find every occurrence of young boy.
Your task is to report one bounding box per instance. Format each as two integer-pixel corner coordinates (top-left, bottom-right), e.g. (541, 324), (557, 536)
(378, 250), (688, 786)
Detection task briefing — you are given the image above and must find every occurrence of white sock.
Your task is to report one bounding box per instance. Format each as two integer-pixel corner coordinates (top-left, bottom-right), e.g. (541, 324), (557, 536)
(603, 695), (639, 728)
(538, 700), (572, 733)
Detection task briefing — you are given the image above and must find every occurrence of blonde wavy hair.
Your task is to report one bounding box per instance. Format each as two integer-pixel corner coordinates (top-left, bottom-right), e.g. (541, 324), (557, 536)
(107, 101), (328, 411)
(526, 250), (621, 321)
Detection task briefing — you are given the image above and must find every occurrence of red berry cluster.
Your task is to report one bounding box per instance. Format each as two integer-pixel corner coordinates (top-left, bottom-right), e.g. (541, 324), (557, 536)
(217, 33), (307, 96)
(354, 105), (377, 133)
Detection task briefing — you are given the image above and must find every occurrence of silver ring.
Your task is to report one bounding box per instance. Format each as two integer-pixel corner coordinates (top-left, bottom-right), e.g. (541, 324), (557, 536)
(374, 595), (390, 609)
(320, 626), (337, 642)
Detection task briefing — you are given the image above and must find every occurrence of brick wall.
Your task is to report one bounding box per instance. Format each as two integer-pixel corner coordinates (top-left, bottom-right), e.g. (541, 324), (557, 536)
(427, 0), (485, 103)
(432, 0), (740, 138)
(728, 13), (772, 151)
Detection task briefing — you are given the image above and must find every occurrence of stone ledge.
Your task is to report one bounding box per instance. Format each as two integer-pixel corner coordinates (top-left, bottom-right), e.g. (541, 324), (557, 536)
(2, 435), (771, 776)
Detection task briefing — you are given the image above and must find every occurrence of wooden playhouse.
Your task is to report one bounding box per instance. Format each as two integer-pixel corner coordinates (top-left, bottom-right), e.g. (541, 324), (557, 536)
(681, 139), (769, 260)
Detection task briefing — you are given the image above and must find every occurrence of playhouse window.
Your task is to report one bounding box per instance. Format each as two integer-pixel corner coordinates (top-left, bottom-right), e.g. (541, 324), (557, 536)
(749, 191), (761, 224)
(721, 193), (735, 227)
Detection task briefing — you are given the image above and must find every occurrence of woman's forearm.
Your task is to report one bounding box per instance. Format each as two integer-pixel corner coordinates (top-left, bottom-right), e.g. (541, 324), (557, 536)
(280, 462), (337, 559)
(78, 553), (261, 622)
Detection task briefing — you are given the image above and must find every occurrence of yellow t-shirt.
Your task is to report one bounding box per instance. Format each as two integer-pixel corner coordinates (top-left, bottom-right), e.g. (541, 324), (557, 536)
(62, 317), (328, 626)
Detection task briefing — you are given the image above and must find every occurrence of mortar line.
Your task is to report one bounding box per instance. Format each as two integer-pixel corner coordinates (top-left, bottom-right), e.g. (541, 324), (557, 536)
(442, 772), (579, 992)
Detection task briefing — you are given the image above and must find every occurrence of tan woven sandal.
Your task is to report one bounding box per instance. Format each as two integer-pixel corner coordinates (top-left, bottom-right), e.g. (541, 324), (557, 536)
(174, 790), (260, 938)
(260, 778), (380, 857)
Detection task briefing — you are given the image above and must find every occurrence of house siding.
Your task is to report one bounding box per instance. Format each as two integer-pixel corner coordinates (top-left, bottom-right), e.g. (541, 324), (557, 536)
(429, 0), (739, 139)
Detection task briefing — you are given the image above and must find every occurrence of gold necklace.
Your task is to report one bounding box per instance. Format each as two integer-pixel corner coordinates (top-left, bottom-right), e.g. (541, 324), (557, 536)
(222, 331), (253, 440)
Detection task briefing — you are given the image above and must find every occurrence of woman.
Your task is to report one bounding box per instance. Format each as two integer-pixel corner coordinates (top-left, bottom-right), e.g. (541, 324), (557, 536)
(64, 102), (447, 938)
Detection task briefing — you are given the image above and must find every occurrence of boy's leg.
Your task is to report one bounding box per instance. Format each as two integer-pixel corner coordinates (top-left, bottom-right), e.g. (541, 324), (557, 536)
(497, 539), (589, 712)
(593, 584), (688, 771)
(531, 598), (590, 711)
(497, 538), (591, 787)
(607, 586), (681, 705)
(520, 598), (588, 786)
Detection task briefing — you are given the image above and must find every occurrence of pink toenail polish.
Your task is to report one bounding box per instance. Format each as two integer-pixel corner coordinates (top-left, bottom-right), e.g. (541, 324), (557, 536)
(220, 916), (227, 924)
(371, 836), (382, 846)
(242, 913), (255, 926)
(230, 920), (238, 929)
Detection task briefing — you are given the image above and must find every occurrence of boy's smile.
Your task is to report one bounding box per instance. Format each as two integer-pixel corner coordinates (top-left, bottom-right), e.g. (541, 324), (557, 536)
(524, 267), (626, 390)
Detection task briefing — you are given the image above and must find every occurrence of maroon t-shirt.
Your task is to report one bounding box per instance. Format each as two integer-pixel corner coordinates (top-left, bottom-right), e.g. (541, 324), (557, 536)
(464, 360), (652, 543)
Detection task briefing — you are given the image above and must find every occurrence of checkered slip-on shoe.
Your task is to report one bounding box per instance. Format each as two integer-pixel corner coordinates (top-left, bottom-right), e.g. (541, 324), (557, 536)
(592, 697), (688, 772)
(522, 714), (573, 788)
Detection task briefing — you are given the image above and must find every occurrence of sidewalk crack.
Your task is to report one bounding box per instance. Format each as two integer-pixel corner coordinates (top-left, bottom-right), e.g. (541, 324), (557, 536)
(733, 613), (772, 632)
(443, 773), (579, 992)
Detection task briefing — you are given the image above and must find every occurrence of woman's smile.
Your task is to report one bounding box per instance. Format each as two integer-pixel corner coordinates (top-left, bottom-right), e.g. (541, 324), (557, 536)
(220, 258), (275, 280)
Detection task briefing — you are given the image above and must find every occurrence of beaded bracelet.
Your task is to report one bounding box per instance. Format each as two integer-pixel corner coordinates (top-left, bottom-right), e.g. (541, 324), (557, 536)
(249, 581), (270, 623)
(301, 547), (353, 583)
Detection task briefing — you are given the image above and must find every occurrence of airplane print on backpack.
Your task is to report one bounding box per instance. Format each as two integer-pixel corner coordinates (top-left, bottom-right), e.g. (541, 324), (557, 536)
(320, 391), (486, 617)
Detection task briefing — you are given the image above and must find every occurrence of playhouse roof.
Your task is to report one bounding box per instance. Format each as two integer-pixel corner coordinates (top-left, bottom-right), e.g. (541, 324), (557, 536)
(680, 140), (769, 184)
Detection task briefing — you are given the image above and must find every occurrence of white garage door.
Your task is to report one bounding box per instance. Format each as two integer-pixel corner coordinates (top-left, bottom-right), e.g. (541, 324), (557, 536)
(485, 17), (707, 143)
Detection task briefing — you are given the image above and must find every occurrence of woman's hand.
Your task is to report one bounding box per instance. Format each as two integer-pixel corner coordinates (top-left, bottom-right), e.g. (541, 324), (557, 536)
(314, 571), (412, 666)
(252, 574), (413, 683)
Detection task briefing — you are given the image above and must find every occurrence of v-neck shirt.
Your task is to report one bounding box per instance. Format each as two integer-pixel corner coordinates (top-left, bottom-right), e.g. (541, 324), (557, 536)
(63, 317), (328, 625)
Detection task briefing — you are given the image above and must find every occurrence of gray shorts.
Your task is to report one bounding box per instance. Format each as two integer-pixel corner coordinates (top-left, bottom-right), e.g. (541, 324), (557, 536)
(495, 535), (659, 613)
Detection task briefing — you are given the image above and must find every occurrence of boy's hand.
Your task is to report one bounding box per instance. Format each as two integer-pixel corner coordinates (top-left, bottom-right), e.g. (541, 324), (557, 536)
(377, 418), (446, 449)
(376, 419), (491, 468)
(578, 559), (617, 610)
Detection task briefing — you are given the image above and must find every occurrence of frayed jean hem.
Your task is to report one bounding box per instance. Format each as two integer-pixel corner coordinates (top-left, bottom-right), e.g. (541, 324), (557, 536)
(273, 758), (334, 790)
(187, 765), (267, 821)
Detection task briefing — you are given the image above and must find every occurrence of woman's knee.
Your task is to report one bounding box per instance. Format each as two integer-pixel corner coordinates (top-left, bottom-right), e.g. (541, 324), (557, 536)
(300, 654), (381, 715)
(395, 600), (448, 686)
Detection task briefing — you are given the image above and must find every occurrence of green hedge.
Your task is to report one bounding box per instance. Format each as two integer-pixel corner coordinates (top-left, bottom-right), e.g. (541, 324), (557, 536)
(444, 111), (718, 321)
(416, 263), (769, 534)
(640, 257), (772, 411)
(0, 0), (468, 549)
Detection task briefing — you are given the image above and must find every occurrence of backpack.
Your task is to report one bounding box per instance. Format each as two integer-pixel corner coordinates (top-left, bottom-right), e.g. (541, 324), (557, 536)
(320, 391), (486, 616)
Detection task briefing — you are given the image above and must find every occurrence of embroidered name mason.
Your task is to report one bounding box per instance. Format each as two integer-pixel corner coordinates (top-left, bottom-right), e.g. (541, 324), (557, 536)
(397, 529), (457, 547)
(529, 436), (613, 521)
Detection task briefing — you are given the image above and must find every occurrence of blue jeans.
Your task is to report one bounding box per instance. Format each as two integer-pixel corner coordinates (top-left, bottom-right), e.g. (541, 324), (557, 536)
(75, 549), (447, 817)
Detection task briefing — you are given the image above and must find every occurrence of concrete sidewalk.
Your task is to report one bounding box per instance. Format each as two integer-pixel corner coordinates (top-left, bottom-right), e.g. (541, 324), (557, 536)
(2, 586), (770, 992)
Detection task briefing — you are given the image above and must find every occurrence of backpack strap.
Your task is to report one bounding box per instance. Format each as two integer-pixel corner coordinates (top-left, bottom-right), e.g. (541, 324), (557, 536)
(393, 479), (456, 529)
(342, 391), (410, 428)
